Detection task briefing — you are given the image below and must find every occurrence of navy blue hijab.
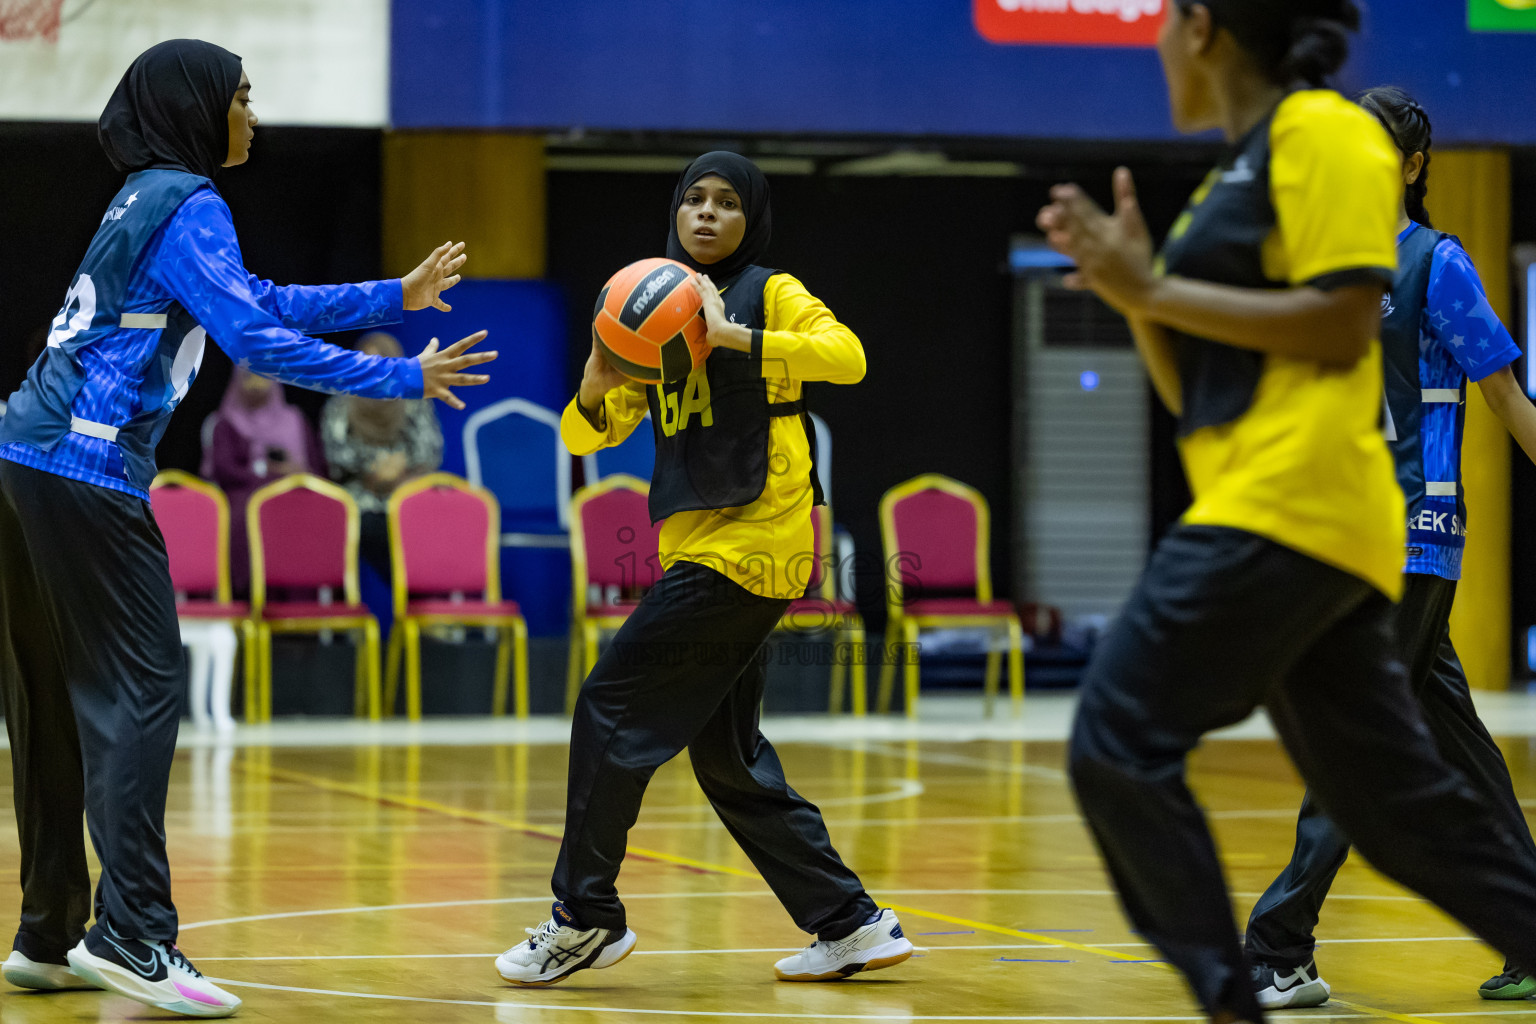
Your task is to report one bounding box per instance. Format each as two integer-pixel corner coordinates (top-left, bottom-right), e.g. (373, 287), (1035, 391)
(665, 151), (772, 284)
(98, 39), (244, 181)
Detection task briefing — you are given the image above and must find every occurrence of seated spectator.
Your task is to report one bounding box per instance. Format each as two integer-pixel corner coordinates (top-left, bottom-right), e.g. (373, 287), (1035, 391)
(322, 332), (443, 578)
(201, 368), (325, 594)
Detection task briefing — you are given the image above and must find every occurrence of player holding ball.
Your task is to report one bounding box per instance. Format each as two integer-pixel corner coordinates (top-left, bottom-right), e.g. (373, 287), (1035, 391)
(495, 151), (911, 987)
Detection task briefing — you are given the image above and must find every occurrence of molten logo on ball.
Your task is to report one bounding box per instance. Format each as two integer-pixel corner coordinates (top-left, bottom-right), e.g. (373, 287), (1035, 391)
(630, 268), (678, 317)
(593, 258), (710, 386)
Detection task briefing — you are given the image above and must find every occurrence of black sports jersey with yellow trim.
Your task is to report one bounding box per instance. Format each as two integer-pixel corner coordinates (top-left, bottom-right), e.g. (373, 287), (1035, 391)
(562, 272), (863, 599)
(647, 265), (823, 523)
(1157, 90), (1405, 598)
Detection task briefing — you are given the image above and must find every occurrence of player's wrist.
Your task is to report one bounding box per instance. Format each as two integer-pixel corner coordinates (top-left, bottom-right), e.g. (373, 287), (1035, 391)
(1130, 275), (1168, 318)
(576, 386), (608, 429)
(708, 322), (752, 352)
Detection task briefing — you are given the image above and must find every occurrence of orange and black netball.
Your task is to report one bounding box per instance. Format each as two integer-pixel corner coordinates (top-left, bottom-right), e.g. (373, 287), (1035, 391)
(592, 257), (708, 385)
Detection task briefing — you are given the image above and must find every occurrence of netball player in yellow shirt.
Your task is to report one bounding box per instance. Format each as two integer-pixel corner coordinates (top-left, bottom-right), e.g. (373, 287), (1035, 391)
(494, 152), (911, 987)
(1038, 2), (1536, 1021)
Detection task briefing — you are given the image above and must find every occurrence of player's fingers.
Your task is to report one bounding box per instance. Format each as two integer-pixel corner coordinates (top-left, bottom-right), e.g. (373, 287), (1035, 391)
(433, 298), (452, 312)
(1061, 188), (1102, 222)
(417, 337), (441, 358)
(443, 330), (490, 354)
(1113, 166), (1137, 206)
(1043, 228), (1077, 253)
(446, 351), (498, 369)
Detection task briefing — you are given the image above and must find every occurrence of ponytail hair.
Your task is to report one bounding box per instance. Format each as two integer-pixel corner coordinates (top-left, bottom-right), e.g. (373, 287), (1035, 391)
(1358, 85), (1434, 228)
(1177, 0), (1361, 88)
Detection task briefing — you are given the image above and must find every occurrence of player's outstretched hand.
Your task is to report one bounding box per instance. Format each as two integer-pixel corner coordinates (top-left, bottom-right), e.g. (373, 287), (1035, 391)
(418, 331), (496, 410)
(403, 241), (468, 312)
(1035, 167), (1155, 315)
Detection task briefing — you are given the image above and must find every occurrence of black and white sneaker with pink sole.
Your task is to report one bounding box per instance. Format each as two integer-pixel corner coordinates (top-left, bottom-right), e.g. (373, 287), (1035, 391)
(66, 922), (240, 1018)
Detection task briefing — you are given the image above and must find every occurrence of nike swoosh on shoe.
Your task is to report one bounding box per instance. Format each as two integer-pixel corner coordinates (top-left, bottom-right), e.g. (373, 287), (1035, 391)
(103, 936), (160, 978)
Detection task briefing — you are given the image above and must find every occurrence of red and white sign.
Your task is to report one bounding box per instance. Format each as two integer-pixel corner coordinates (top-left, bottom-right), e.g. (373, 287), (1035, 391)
(974, 0), (1165, 46)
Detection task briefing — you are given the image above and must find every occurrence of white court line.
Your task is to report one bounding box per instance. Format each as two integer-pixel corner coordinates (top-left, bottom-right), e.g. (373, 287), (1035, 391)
(162, 808), (1304, 833)
(201, 978), (1376, 1021)
(193, 934), (1487, 963)
(623, 809), (1331, 831)
(180, 895), (563, 931)
(813, 777), (926, 806)
(831, 741), (1068, 781)
(635, 778), (925, 814)
(182, 887), (1426, 932)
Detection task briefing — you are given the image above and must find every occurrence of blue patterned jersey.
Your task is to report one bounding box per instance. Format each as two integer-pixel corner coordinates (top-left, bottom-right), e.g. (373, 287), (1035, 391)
(0, 170), (421, 499)
(1383, 222), (1520, 579)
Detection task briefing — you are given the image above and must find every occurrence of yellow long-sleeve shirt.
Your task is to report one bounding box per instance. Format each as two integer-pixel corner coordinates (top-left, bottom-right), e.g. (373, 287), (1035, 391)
(561, 271), (864, 599)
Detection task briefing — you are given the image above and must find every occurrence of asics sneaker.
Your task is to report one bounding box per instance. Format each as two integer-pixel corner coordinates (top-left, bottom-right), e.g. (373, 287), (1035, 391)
(3, 936), (94, 991)
(1252, 958), (1331, 1009)
(774, 908), (913, 982)
(496, 902), (638, 986)
(66, 923), (240, 1018)
(1480, 963), (1536, 1000)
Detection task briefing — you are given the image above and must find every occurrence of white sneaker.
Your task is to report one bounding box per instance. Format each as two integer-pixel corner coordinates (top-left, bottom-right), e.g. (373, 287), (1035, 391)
(774, 908), (913, 981)
(3, 948), (94, 990)
(1252, 958), (1331, 1010)
(496, 902), (638, 987)
(66, 926), (241, 1018)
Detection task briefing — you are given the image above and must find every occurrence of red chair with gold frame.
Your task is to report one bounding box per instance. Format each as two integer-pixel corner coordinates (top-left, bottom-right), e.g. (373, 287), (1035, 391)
(566, 474), (661, 713)
(384, 472), (529, 719)
(149, 469), (257, 721)
(247, 473), (381, 721)
(778, 504), (868, 715)
(878, 473), (1024, 718)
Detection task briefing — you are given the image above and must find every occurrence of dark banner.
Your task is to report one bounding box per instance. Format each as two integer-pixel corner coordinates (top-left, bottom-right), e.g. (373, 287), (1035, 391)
(392, 0), (1536, 143)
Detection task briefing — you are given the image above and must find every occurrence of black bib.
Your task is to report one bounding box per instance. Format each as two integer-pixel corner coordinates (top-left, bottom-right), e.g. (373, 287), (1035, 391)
(1157, 109), (1285, 436)
(1380, 223), (1449, 461)
(1380, 223), (1457, 520)
(646, 265), (824, 523)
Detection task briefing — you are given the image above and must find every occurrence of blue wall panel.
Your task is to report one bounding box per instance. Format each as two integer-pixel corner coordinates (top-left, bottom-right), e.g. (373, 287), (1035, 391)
(389, 279), (574, 635)
(392, 0), (1536, 144)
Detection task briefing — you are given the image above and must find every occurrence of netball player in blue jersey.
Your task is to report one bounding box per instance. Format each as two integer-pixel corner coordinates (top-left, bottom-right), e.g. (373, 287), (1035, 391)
(1243, 86), (1536, 1009)
(0, 39), (493, 1018)
(1039, 3), (1536, 1021)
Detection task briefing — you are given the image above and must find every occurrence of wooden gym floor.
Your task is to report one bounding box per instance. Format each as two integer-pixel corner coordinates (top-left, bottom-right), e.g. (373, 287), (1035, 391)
(4, 693), (1536, 1023)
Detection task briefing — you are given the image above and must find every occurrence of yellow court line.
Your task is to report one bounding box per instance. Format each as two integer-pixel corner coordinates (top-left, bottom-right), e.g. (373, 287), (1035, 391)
(248, 763), (762, 881)
(1328, 1001), (1447, 1024)
(877, 905), (1447, 1024)
(879, 902), (1150, 963)
(248, 761), (1449, 1024)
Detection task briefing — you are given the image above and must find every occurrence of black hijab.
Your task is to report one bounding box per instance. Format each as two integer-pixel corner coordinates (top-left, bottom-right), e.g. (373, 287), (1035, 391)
(98, 39), (244, 181)
(665, 151), (772, 284)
